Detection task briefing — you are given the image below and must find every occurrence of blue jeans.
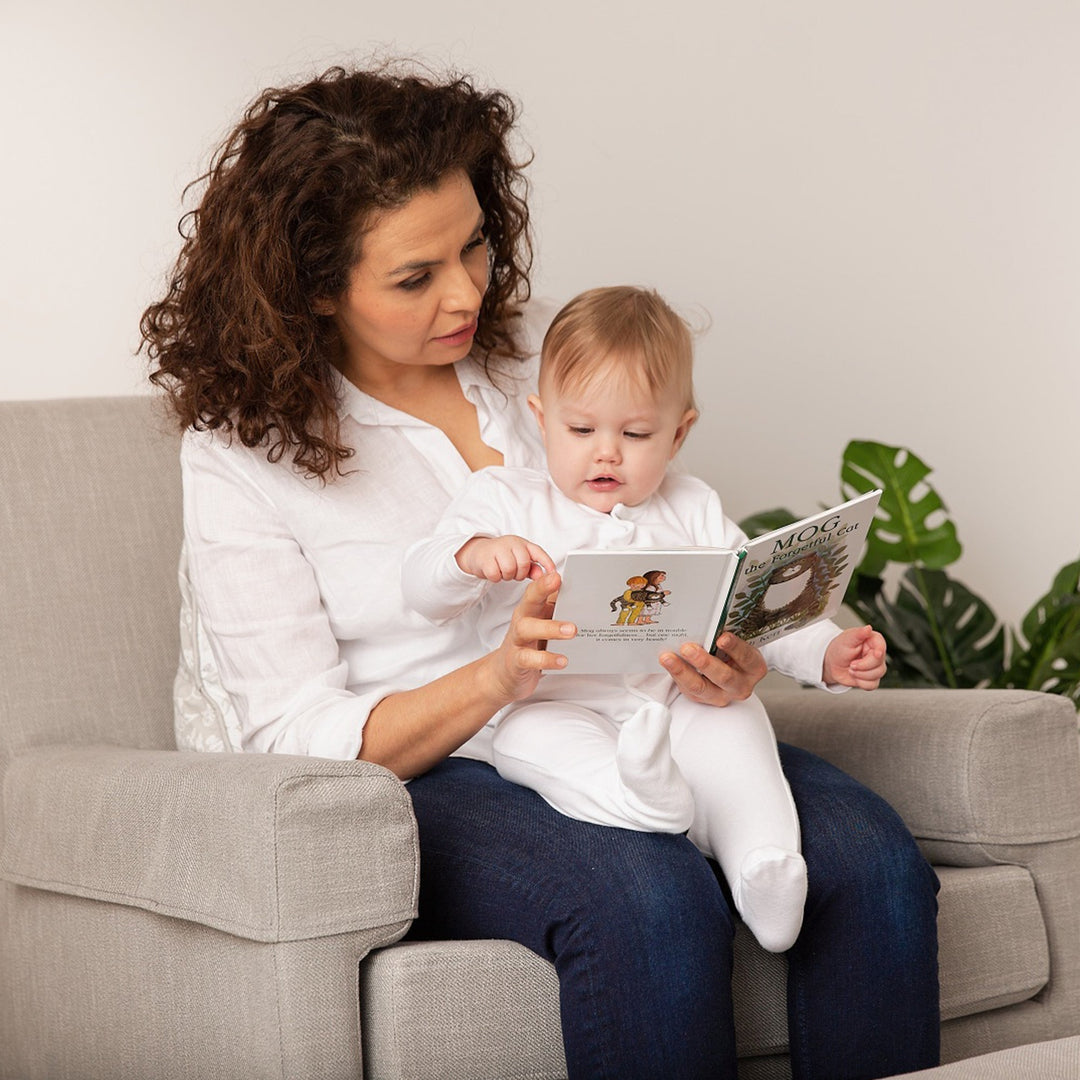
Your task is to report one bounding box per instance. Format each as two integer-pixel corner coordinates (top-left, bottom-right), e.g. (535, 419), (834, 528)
(406, 743), (940, 1080)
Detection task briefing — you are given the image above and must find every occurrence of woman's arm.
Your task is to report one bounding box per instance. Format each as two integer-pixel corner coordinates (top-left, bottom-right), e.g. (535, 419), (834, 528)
(360, 572), (573, 779)
(185, 441), (577, 771)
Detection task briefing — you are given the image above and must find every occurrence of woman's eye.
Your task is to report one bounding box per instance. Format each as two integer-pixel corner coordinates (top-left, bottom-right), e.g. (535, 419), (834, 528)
(398, 273), (431, 292)
(464, 233), (487, 254)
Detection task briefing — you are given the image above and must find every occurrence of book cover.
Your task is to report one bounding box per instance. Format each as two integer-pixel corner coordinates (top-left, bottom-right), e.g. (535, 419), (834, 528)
(717, 489), (882, 648)
(549, 548), (743, 675)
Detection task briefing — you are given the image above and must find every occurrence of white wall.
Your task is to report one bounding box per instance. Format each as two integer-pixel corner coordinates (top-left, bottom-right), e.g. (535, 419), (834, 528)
(3, 0), (1078, 631)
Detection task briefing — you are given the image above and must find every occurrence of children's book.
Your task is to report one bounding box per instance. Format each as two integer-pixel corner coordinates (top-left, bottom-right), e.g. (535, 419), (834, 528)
(549, 548), (744, 675)
(548, 490), (881, 674)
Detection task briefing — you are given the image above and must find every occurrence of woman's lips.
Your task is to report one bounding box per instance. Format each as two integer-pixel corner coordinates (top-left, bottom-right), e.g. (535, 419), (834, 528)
(433, 319), (478, 346)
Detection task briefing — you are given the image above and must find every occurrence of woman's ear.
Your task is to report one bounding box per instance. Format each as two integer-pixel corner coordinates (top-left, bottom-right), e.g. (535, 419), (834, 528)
(527, 394), (547, 441)
(670, 408), (698, 457)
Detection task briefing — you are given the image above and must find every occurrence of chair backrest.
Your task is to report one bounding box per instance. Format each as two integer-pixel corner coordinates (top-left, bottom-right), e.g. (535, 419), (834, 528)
(0, 396), (181, 760)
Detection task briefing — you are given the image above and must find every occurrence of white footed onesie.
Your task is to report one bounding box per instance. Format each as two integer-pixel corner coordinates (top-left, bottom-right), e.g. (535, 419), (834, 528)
(402, 466), (846, 953)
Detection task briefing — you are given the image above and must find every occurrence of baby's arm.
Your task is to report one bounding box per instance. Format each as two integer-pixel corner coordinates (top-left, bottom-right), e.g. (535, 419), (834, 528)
(456, 535), (555, 583)
(402, 470), (544, 625)
(402, 534), (555, 628)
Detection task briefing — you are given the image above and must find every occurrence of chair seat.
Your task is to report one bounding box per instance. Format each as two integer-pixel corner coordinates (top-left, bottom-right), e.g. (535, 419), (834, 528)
(361, 939), (564, 1080)
(359, 863), (1050, 1080)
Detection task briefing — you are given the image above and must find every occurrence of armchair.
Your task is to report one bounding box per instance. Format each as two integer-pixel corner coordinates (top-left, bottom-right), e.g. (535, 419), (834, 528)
(2, 395), (1078, 1079)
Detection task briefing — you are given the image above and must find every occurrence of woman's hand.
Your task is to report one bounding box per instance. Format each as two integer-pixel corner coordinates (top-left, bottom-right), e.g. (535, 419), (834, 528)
(362, 572), (575, 780)
(659, 632), (767, 707)
(483, 571), (576, 704)
(823, 625), (888, 689)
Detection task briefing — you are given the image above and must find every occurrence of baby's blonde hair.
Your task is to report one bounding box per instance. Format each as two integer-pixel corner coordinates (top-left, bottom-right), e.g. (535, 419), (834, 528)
(540, 286), (696, 411)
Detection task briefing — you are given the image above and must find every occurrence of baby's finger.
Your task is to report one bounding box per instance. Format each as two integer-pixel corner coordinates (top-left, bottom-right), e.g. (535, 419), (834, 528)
(850, 674), (883, 690)
(525, 542), (556, 577)
(850, 653), (887, 675)
(503, 546), (535, 581)
(494, 550), (521, 580)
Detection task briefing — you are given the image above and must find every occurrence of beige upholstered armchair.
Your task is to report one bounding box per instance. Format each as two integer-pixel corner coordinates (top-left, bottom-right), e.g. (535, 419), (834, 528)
(2, 395), (1079, 1079)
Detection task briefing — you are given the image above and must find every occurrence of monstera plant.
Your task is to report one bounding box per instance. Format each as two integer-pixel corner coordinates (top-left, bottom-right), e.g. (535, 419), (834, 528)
(739, 441), (1080, 708)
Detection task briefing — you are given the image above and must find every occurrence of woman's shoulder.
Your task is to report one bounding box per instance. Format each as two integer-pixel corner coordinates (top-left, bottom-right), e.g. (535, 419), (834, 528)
(181, 424), (257, 468)
(179, 424), (299, 498)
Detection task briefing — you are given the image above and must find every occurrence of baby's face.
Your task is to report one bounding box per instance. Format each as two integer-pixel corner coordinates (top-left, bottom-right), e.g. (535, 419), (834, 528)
(529, 374), (696, 514)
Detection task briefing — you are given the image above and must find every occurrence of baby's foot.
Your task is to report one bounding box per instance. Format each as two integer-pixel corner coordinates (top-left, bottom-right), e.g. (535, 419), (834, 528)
(614, 701), (694, 832)
(732, 846), (808, 953)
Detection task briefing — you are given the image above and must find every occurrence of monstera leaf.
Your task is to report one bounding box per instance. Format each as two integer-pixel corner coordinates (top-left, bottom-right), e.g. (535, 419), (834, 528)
(740, 439), (1078, 709)
(1000, 559), (1080, 703)
(847, 567), (1006, 689)
(840, 441), (962, 578)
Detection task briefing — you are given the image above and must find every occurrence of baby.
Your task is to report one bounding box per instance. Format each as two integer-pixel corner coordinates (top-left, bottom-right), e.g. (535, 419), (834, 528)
(402, 286), (887, 952)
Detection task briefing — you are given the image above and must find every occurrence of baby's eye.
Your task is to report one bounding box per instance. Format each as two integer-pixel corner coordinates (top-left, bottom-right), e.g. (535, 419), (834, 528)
(568, 426), (593, 436)
(624, 430), (651, 440)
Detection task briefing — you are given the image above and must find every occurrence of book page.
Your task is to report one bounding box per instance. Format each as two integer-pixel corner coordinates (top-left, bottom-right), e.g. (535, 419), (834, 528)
(551, 548), (740, 675)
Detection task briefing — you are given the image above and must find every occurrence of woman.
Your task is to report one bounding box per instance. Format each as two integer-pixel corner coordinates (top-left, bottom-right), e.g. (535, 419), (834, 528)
(141, 63), (939, 1079)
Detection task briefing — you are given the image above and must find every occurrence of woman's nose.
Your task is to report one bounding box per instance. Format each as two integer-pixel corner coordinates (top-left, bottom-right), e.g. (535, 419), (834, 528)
(444, 260), (486, 313)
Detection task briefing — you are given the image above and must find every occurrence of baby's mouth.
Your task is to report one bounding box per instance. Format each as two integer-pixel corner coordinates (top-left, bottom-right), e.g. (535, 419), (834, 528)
(586, 476), (621, 490)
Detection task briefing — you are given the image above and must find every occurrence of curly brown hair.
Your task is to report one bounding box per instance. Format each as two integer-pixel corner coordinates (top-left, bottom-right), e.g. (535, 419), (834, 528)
(140, 62), (533, 479)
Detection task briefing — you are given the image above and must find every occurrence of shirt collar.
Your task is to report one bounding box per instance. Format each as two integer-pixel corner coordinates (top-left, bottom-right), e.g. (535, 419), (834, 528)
(332, 365), (433, 428)
(332, 355), (525, 428)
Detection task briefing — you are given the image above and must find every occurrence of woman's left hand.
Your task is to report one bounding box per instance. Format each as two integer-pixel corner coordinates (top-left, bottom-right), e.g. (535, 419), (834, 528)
(660, 632), (767, 707)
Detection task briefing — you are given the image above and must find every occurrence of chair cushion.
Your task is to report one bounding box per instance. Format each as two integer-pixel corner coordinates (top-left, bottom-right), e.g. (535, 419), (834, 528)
(733, 863), (1049, 1059)
(360, 939), (565, 1080)
(1, 746), (418, 942)
(359, 862), (1050, 1076)
(935, 864), (1048, 1019)
(0, 397), (182, 760)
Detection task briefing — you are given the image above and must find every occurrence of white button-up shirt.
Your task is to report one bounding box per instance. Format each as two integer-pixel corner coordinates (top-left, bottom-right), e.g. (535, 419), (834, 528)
(175, 348), (548, 759)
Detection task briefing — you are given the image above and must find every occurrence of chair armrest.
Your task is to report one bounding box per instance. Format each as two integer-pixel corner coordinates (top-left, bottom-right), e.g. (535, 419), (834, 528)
(0, 745), (418, 943)
(761, 688), (1080, 853)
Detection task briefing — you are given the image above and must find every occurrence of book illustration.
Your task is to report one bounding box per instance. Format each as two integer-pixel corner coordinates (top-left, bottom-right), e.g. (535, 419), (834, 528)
(610, 571), (671, 625)
(551, 548), (743, 675)
(719, 489), (882, 648)
(723, 548), (845, 642)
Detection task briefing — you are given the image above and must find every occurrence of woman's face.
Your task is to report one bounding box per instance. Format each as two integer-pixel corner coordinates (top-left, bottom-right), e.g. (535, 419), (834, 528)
(324, 170), (489, 387)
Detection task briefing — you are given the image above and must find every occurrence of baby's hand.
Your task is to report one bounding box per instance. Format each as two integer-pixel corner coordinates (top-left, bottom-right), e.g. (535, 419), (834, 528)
(822, 625), (888, 690)
(455, 535), (555, 584)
